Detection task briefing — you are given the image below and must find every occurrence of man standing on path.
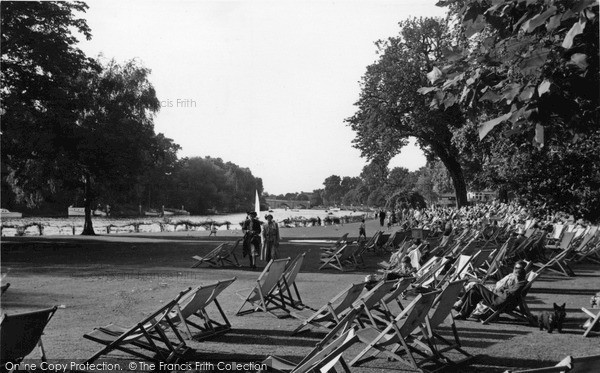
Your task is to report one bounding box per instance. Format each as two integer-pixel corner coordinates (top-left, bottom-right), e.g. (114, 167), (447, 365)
(379, 210), (386, 227)
(242, 211), (262, 269)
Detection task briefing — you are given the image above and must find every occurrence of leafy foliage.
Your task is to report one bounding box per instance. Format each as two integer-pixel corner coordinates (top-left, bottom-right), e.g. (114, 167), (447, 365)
(419, 0), (600, 221)
(346, 17), (472, 206)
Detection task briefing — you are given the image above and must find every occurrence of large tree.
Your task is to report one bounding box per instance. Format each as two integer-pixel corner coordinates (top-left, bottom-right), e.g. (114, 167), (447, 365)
(422, 0), (600, 220)
(1, 1), (96, 208)
(347, 17), (471, 207)
(1, 3), (176, 233)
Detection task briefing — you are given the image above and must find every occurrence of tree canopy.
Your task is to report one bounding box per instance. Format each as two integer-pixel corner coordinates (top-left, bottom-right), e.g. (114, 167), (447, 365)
(346, 17), (471, 207)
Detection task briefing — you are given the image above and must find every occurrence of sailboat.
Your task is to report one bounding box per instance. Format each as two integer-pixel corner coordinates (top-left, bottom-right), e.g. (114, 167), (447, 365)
(255, 190), (261, 217)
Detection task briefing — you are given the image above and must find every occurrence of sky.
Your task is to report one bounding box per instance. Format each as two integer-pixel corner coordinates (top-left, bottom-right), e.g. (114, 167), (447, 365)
(77, 0), (447, 195)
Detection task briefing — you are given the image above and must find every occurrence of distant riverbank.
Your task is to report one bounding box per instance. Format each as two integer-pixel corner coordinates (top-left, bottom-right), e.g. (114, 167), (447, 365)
(0, 208), (374, 237)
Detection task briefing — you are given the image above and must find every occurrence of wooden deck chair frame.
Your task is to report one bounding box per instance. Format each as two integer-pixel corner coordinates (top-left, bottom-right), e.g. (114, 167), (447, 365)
(569, 353), (600, 372)
(1, 306), (58, 370)
(481, 271), (540, 325)
(350, 291), (445, 372)
(419, 279), (473, 366)
(319, 244), (355, 272)
(265, 305), (365, 373)
(380, 277), (415, 313)
(581, 307), (600, 337)
(84, 292), (189, 363)
(533, 239), (577, 277)
(170, 277), (236, 340)
(378, 231), (399, 254)
(567, 228), (598, 263)
(502, 355), (572, 373)
(191, 243), (228, 268)
(320, 233), (349, 254)
(364, 231), (383, 252)
(236, 258), (290, 318)
(353, 280), (398, 328)
(270, 253), (314, 311)
(214, 239), (241, 267)
(264, 328), (358, 373)
(290, 282), (366, 335)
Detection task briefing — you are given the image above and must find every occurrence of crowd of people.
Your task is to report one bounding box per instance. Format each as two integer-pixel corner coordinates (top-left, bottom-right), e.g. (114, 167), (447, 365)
(363, 200), (598, 321)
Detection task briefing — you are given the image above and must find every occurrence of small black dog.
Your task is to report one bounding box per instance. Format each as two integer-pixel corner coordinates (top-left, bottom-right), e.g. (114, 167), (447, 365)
(538, 303), (566, 333)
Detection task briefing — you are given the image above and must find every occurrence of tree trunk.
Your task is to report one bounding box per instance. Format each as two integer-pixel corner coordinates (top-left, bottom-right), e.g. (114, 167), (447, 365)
(429, 141), (469, 208)
(81, 173), (96, 235)
(441, 156), (468, 208)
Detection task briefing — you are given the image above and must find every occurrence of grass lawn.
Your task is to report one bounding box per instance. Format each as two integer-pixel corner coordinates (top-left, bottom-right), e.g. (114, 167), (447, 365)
(2, 221), (599, 372)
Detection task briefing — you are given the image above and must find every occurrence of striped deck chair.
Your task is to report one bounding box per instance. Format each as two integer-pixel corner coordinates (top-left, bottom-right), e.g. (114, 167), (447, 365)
(236, 258), (290, 318)
(84, 291), (190, 363)
(319, 244), (355, 272)
(191, 243), (227, 268)
(1, 306), (58, 370)
(349, 291), (445, 371)
(290, 282), (366, 335)
(168, 277), (236, 340)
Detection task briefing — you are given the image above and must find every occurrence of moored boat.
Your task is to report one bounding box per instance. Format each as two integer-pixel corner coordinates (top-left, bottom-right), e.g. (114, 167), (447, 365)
(0, 208), (22, 218)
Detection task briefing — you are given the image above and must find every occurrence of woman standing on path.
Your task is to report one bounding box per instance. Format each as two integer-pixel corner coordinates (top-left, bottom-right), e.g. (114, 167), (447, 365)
(261, 214), (280, 262)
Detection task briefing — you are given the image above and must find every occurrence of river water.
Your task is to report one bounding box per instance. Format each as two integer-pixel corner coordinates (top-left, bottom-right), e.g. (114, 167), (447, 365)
(0, 208), (374, 237)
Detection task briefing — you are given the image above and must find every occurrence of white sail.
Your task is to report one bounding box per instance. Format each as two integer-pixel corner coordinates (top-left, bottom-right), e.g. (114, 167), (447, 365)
(255, 190), (261, 217)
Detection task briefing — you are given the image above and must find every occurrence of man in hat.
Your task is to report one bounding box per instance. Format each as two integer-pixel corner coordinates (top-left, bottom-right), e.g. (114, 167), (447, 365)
(242, 211), (262, 269)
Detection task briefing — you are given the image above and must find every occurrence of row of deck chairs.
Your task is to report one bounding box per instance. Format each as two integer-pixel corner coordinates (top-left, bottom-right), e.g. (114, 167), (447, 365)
(191, 239), (242, 268)
(1, 279), (237, 368)
(271, 276), (476, 372)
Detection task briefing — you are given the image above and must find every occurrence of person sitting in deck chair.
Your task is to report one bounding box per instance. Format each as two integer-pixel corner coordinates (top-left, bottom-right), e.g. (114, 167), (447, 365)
(453, 260), (527, 320)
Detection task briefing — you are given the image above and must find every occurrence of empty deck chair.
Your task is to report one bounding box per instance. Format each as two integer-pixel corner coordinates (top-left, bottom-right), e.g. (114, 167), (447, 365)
(378, 231), (399, 254)
(353, 280), (398, 328)
(320, 233), (349, 254)
(169, 277), (236, 340)
(363, 231), (383, 252)
(264, 305), (365, 373)
(264, 328), (358, 373)
(319, 244), (355, 272)
(1, 306), (58, 370)
(349, 291), (444, 371)
(191, 243), (228, 268)
(271, 253), (314, 311)
(581, 307), (600, 337)
(84, 291), (190, 363)
(419, 279), (472, 366)
(214, 239), (241, 267)
(380, 277), (415, 312)
(236, 258), (290, 318)
(290, 282), (366, 335)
